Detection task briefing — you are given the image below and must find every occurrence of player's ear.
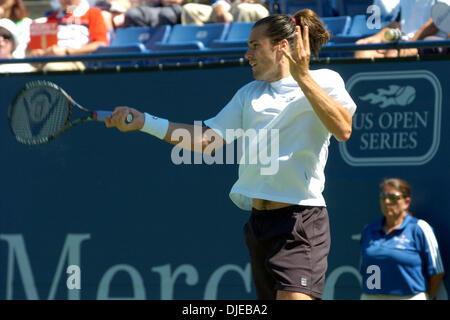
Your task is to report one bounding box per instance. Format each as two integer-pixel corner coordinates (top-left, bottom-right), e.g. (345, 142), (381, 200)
(278, 39), (290, 52)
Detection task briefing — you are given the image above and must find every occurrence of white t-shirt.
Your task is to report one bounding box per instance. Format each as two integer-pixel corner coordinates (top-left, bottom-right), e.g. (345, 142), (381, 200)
(204, 69), (357, 211)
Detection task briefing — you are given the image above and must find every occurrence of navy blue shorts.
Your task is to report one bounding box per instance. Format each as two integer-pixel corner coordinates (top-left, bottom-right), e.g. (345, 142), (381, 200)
(243, 205), (330, 299)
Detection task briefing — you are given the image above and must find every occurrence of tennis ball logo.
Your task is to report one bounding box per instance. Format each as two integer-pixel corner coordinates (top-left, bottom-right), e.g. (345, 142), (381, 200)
(394, 86), (416, 106)
(359, 85), (416, 108)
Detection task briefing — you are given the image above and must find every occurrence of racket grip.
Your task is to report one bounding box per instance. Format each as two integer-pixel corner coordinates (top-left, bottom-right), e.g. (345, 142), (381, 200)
(94, 111), (133, 124)
(94, 111), (112, 122)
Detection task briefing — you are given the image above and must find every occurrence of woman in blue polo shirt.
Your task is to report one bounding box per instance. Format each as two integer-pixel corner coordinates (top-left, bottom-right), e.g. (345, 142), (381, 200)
(360, 178), (445, 300)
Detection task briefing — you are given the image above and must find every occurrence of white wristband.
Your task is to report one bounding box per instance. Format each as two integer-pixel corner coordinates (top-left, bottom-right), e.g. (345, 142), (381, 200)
(139, 112), (169, 140)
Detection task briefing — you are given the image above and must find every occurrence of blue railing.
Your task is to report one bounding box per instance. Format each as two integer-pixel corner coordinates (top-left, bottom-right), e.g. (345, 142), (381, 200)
(321, 40), (450, 53)
(0, 40), (449, 66)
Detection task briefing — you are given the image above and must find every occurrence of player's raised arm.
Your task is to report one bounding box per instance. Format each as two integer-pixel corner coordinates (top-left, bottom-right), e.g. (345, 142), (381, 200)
(105, 106), (225, 154)
(281, 25), (353, 142)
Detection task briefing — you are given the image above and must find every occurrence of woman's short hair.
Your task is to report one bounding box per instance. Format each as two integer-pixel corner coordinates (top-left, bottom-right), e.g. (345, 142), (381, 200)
(379, 178), (412, 198)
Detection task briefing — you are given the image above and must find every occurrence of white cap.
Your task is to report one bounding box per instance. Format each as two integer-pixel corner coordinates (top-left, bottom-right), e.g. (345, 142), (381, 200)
(0, 18), (19, 50)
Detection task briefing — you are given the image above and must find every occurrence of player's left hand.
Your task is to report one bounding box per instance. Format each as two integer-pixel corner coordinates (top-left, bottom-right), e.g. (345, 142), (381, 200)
(281, 25), (311, 82)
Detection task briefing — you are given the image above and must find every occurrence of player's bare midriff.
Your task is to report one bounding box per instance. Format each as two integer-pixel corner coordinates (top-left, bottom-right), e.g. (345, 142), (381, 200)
(252, 198), (294, 211)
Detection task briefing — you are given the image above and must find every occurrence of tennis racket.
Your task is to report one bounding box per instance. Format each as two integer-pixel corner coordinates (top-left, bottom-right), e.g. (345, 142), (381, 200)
(8, 80), (133, 145)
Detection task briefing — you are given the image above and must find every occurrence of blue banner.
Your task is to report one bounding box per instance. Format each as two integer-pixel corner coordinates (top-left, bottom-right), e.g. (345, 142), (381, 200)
(0, 58), (448, 300)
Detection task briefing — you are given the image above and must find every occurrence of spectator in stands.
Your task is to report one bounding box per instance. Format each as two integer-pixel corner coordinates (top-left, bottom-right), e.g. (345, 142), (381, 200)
(181, 0), (269, 25)
(29, 0), (108, 71)
(99, 0), (184, 30)
(93, 0), (132, 31)
(0, 18), (33, 72)
(0, 0), (32, 58)
(354, 0), (447, 58)
(412, 16), (450, 55)
(360, 178), (445, 300)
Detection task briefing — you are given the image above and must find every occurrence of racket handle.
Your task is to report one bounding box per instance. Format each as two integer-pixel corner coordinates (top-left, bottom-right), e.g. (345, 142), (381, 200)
(94, 111), (133, 124)
(94, 111), (112, 121)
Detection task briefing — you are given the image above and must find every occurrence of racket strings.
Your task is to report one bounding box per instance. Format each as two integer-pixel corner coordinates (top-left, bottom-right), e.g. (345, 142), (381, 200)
(9, 85), (71, 144)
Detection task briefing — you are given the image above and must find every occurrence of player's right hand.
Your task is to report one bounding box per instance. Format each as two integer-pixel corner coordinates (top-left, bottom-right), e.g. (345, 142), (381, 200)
(105, 106), (145, 132)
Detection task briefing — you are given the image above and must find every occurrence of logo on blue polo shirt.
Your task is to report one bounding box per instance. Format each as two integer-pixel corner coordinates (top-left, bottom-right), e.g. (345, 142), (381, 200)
(340, 70), (442, 166)
(394, 234), (411, 244)
(393, 234), (411, 250)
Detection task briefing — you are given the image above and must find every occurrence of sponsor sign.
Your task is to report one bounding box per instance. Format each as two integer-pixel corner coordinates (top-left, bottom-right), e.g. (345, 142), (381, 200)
(340, 71), (442, 166)
(28, 22), (58, 50)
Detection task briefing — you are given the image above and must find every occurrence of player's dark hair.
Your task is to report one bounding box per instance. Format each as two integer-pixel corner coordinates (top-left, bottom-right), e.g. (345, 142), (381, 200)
(253, 10), (330, 56)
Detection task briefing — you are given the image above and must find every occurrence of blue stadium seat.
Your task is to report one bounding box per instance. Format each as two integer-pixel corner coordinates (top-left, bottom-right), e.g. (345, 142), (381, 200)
(318, 14), (352, 58)
(277, 0), (334, 17)
(93, 25), (172, 54)
(86, 43), (149, 69)
(333, 0), (373, 16)
(110, 26), (152, 47)
(346, 14), (374, 36)
(321, 16), (351, 39)
(93, 26), (152, 57)
(110, 25), (172, 50)
(210, 22), (254, 49)
(152, 23), (229, 51)
(323, 14), (390, 58)
(88, 44), (148, 69)
(333, 14), (390, 43)
(146, 25), (172, 50)
(89, 25), (172, 68)
(96, 44), (147, 53)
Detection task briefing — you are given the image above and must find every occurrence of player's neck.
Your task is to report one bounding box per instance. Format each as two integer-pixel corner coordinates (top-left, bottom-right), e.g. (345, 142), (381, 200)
(268, 64), (291, 83)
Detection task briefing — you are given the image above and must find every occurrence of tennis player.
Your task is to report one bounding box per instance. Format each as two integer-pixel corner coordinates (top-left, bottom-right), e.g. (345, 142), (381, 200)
(106, 10), (357, 300)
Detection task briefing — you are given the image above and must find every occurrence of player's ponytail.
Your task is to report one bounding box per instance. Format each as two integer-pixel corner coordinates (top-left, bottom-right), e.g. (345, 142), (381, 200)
(292, 9), (330, 56)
